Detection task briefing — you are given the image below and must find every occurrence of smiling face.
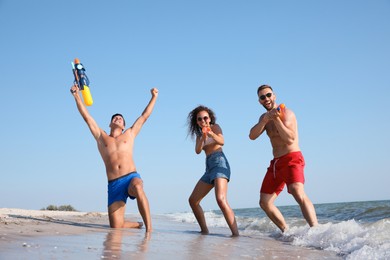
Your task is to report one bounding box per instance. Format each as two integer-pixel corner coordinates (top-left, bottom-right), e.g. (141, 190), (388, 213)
(258, 87), (276, 111)
(196, 110), (211, 128)
(110, 114), (125, 131)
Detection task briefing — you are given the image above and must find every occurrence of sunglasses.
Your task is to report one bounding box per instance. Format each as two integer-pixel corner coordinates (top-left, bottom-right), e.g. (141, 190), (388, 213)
(259, 92), (272, 100)
(197, 116), (209, 122)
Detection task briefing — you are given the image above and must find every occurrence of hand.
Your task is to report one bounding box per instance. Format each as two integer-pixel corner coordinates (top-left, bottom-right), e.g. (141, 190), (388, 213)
(150, 88), (158, 97)
(266, 108), (280, 120)
(70, 84), (79, 95)
(202, 126), (211, 134)
(202, 126), (211, 138)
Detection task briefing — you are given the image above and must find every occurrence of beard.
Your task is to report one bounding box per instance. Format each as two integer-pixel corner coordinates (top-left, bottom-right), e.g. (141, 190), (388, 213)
(262, 100), (274, 111)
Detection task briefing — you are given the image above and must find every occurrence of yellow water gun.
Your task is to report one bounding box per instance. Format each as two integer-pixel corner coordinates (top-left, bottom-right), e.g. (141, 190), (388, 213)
(71, 58), (93, 106)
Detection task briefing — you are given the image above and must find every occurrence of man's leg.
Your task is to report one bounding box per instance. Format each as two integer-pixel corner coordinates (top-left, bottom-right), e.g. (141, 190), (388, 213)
(108, 201), (142, 228)
(128, 178), (152, 232)
(188, 180), (213, 234)
(288, 182), (318, 227)
(214, 178), (239, 236)
(260, 192), (288, 232)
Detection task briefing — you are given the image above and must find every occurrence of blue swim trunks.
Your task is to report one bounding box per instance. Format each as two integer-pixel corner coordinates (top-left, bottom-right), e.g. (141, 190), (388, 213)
(200, 151), (231, 185)
(107, 172), (141, 207)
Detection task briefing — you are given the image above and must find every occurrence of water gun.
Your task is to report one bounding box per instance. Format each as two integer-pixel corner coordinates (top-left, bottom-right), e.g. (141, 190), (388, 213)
(277, 103), (285, 112)
(202, 126), (211, 133)
(71, 58), (93, 106)
(202, 126), (211, 137)
(277, 103), (286, 119)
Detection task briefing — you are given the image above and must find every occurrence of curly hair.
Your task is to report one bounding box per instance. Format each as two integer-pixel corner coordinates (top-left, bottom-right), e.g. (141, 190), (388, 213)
(187, 105), (216, 140)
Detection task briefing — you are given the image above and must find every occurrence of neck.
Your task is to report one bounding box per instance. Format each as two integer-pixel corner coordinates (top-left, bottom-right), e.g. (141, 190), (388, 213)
(110, 128), (123, 138)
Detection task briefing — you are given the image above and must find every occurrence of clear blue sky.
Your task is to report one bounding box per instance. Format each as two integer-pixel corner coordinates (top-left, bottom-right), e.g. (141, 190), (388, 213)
(0, 1), (389, 214)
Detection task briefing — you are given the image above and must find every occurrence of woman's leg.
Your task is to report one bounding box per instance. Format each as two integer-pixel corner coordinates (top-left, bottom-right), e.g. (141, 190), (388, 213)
(214, 178), (239, 236)
(189, 180), (213, 234)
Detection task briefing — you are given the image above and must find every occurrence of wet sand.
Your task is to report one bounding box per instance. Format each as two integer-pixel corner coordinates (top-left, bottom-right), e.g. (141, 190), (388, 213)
(0, 208), (341, 259)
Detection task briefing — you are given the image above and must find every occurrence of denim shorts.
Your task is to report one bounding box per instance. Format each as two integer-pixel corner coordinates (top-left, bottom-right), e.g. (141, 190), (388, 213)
(200, 151), (231, 184)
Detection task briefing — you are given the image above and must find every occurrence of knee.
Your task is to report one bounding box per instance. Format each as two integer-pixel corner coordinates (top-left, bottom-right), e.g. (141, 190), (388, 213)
(216, 195), (228, 209)
(259, 199), (271, 211)
(188, 195), (198, 207)
(259, 199), (266, 211)
(108, 215), (124, 229)
(289, 185), (306, 205)
(132, 182), (145, 197)
(110, 222), (123, 228)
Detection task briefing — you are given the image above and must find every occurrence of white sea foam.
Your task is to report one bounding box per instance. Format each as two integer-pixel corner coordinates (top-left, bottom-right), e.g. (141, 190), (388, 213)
(166, 209), (390, 259)
(166, 210), (229, 228)
(282, 219), (390, 259)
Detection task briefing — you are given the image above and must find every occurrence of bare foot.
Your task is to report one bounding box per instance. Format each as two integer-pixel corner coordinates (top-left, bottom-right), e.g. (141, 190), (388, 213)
(282, 226), (289, 233)
(200, 230), (209, 235)
(124, 221), (143, 229)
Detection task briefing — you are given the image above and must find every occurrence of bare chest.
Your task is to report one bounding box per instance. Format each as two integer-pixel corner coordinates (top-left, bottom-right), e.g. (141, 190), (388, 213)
(266, 121), (279, 137)
(98, 135), (133, 154)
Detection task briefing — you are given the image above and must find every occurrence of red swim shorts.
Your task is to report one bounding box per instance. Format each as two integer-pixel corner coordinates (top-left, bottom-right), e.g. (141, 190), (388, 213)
(260, 151), (305, 195)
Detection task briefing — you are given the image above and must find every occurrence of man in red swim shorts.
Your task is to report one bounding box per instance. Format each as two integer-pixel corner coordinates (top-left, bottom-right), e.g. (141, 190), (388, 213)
(249, 85), (318, 232)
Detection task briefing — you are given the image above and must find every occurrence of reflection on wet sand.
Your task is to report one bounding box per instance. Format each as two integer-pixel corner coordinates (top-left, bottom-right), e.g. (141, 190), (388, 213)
(102, 229), (150, 258)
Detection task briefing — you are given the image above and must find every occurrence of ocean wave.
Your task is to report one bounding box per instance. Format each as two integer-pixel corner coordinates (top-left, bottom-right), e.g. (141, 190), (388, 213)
(166, 210), (390, 259)
(166, 211), (230, 228)
(278, 218), (390, 259)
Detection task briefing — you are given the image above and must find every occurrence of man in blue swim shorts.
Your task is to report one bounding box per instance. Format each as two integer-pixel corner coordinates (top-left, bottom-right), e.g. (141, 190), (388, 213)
(71, 86), (158, 232)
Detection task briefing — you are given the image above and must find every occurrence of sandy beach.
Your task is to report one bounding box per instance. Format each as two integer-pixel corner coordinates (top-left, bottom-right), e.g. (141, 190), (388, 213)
(0, 208), (341, 259)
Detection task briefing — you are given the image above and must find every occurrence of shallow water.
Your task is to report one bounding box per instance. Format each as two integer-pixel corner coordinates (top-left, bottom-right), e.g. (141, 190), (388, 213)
(1, 200), (387, 259)
(168, 200), (390, 259)
(0, 214), (340, 259)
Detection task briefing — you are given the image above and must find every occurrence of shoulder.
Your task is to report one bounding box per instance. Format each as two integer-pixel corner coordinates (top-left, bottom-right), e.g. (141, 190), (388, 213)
(285, 108), (296, 119)
(212, 123), (221, 129)
(211, 124), (223, 133)
(259, 112), (268, 122)
(99, 130), (113, 141)
(123, 127), (135, 137)
(95, 129), (107, 139)
(282, 108), (298, 128)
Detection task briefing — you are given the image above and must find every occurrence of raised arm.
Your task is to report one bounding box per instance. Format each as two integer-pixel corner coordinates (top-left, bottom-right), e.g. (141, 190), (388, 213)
(70, 84), (101, 140)
(129, 88), (159, 136)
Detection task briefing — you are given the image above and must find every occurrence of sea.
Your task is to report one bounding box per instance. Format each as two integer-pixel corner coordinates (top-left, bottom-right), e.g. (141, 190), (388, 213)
(166, 200), (390, 260)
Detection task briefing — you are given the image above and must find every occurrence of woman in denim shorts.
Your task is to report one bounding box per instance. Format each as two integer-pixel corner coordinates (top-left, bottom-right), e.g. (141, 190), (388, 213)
(187, 105), (239, 236)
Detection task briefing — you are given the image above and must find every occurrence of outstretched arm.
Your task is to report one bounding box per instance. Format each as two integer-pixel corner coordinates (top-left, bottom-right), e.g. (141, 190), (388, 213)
(129, 88), (159, 136)
(70, 84), (101, 140)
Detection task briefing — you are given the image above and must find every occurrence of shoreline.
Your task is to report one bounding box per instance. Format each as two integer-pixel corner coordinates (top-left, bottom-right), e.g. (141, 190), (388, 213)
(1, 208), (111, 239)
(0, 208), (341, 259)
